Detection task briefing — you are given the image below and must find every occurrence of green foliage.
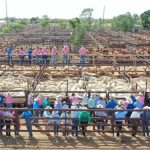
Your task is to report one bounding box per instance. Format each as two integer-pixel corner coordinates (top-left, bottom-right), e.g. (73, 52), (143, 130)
(2, 26), (10, 33)
(69, 8), (94, 51)
(19, 19), (28, 25)
(133, 14), (141, 25)
(10, 22), (24, 31)
(40, 19), (49, 27)
(59, 21), (67, 29)
(91, 19), (104, 29)
(70, 21), (85, 51)
(80, 8), (93, 19)
(140, 10), (150, 29)
(112, 12), (134, 32)
(79, 8), (94, 30)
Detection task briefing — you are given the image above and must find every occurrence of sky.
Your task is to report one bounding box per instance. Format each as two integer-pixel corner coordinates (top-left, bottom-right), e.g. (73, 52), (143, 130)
(0, 0), (150, 19)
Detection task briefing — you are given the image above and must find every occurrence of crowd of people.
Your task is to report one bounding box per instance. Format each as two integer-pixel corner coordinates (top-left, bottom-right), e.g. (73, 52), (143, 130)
(5, 45), (88, 65)
(0, 92), (150, 137)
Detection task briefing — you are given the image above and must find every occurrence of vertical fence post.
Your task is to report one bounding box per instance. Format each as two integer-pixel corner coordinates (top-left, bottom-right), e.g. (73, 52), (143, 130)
(15, 109), (20, 135)
(65, 110), (67, 137)
(92, 54), (95, 66)
(112, 110), (115, 137)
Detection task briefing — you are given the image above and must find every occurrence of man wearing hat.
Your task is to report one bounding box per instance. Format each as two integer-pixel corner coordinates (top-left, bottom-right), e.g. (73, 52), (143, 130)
(71, 104), (79, 136)
(140, 106), (150, 136)
(62, 45), (70, 64)
(95, 104), (107, 132)
(78, 106), (91, 136)
(43, 106), (52, 136)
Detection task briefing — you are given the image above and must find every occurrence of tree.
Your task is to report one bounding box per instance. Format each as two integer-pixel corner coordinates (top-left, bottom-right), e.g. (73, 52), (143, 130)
(20, 19), (28, 25)
(40, 19), (49, 27)
(2, 26), (10, 33)
(80, 8), (94, 29)
(140, 10), (150, 29)
(69, 18), (85, 52)
(10, 22), (24, 32)
(30, 17), (39, 23)
(59, 20), (68, 29)
(112, 12), (133, 32)
(70, 8), (94, 51)
(80, 8), (93, 19)
(132, 14), (141, 25)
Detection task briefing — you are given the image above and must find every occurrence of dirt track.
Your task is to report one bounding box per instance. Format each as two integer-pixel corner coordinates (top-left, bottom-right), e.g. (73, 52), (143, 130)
(0, 131), (150, 150)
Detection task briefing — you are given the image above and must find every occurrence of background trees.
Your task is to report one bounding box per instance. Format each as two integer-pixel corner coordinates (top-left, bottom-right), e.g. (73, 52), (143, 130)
(140, 10), (150, 29)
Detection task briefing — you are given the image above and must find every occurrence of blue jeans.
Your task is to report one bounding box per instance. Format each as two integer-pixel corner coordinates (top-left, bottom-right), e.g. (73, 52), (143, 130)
(143, 121), (149, 136)
(8, 55), (12, 64)
(26, 124), (32, 136)
(54, 123), (59, 136)
(35, 55), (39, 64)
(63, 55), (69, 64)
(20, 56), (24, 64)
(80, 55), (86, 64)
(6, 103), (12, 108)
(51, 55), (56, 65)
(43, 55), (48, 64)
(72, 119), (78, 135)
(28, 55), (32, 64)
(34, 111), (39, 124)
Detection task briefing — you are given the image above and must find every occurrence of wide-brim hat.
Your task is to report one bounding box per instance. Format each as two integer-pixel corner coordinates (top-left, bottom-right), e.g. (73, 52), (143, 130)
(45, 106), (52, 109)
(143, 106), (150, 110)
(97, 104), (104, 108)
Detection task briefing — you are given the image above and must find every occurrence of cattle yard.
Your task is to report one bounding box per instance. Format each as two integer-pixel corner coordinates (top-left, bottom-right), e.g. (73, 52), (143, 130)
(0, 25), (150, 104)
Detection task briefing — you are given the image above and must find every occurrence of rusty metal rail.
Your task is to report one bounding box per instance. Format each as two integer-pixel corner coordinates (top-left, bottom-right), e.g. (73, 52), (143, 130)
(0, 108), (148, 137)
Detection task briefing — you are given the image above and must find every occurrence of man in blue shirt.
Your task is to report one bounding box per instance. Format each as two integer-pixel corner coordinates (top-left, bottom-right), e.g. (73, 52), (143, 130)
(21, 109), (33, 137)
(0, 93), (5, 106)
(115, 108), (127, 137)
(140, 106), (150, 136)
(6, 46), (13, 65)
(106, 97), (117, 116)
(134, 96), (143, 109)
(26, 48), (32, 65)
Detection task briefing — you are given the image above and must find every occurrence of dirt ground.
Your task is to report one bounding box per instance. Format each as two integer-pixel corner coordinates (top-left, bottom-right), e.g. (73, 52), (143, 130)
(1, 128), (150, 150)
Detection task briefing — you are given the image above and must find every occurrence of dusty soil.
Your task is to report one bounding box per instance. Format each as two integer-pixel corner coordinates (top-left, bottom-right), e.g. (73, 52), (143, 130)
(0, 127), (150, 150)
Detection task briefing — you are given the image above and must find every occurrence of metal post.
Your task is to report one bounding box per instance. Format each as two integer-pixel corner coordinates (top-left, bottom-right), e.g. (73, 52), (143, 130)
(5, 0), (9, 27)
(65, 110), (67, 137)
(103, 6), (105, 28)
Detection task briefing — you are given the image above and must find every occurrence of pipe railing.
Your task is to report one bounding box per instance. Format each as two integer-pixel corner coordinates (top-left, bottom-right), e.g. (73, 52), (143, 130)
(0, 108), (148, 137)
(0, 54), (150, 66)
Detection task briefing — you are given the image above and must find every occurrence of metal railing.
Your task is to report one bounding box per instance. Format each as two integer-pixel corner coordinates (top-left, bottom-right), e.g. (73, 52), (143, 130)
(0, 108), (148, 137)
(0, 54), (150, 66)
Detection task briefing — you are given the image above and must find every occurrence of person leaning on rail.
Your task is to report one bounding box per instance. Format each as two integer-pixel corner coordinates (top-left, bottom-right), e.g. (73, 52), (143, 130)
(19, 47), (26, 65)
(26, 48), (32, 65)
(51, 46), (58, 65)
(42, 106), (52, 136)
(51, 109), (60, 137)
(42, 46), (49, 64)
(62, 45), (70, 64)
(78, 105), (91, 137)
(71, 103), (79, 137)
(0, 93), (5, 107)
(79, 46), (88, 64)
(6, 46), (13, 65)
(21, 108), (33, 137)
(140, 106), (150, 137)
(0, 106), (5, 135)
(95, 104), (107, 133)
(130, 108), (141, 137)
(2, 109), (14, 136)
(115, 106), (127, 137)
